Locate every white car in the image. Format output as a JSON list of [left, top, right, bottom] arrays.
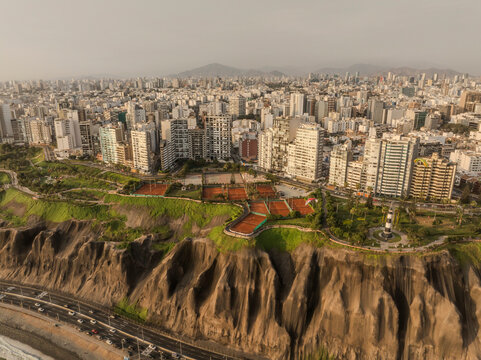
[[148, 344, 157, 350], [90, 319, 97, 324], [88, 310, 94, 314], [105, 340, 113, 345], [109, 328, 116, 333], [77, 319, 84, 324], [172, 353, 180, 359], [37, 307, 45, 312], [34, 303, 41, 307], [68, 311, 76, 316]]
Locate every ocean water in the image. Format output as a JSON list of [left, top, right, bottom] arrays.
[[0, 335, 55, 360]]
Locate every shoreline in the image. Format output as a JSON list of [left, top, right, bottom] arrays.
[[0, 304, 126, 360], [0, 325, 69, 360]]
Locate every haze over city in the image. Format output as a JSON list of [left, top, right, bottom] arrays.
[[1, 0, 481, 80], [3, 1, 481, 360]]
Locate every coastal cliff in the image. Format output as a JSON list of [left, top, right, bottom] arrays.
[[0, 220, 480, 360]]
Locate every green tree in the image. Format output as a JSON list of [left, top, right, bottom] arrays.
[[460, 185, 471, 205]]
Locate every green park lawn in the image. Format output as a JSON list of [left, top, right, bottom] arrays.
[[0, 172, 10, 185]]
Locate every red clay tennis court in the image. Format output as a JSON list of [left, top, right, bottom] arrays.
[[202, 186, 225, 200], [135, 183, 168, 196], [228, 187, 248, 201], [287, 198, 315, 215], [249, 201, 269, 215], [230, 213, 266, 235], [267, 200, 290, 217], [256, 184, 277, 198]]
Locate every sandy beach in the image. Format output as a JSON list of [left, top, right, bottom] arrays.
[[0, 304, 127, 360]]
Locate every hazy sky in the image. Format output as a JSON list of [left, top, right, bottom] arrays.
[[1, 0, 480, 80]]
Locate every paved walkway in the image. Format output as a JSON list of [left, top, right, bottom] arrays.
[[0, 166, 473, 255]]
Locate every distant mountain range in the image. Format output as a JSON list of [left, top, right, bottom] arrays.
[[174, 63, 285, 78], [173, 62, 464, 78]]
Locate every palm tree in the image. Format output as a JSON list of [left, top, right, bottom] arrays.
[[456, 205, 465, 227]]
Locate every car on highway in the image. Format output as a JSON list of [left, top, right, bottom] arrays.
[[63, 304, 69, 308], [34, 303, 41, 307], [68, 311, 75, 316], [85, 331, 92, 336], [77, 319, 84, 324], [172, 353, 180, 359], [37, 307, 44, 312], [90, 319, 97, 324], [109, 328, 116, 333], [148, 344, 157, 350], [88, 310, 94, 314], [91, 329, 99, 334], [109, 315, 116, 319], [105, 339, 113, 345], [75, 326, 82, 332]]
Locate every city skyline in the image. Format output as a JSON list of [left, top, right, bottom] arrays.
[[1, 0, 481, 81]]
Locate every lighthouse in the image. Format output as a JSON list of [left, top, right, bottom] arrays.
[[382, 207, 394, 239]]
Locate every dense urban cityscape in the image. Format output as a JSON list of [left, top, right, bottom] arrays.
[[2, 0, 481, 359], [0, 70, 480, 201]]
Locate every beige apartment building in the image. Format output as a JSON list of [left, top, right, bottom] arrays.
[[409, 153, 456, 200]]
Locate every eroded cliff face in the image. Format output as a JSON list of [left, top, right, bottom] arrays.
[[0, 220, 480, 360]]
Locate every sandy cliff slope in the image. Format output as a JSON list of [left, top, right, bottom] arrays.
[[0, 220, 480, 360]]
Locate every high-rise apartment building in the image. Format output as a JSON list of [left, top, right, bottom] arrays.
[[126, 102, 146, 129], [286, 123, 324, 182], [188, 128, 206, 160], [54, 113, 81, 152], [99, 124, 124, 164], [368, 98, 385, 124], [328, 142, 352, 186], [28, 119, 52, 145], [449, 150, 481, 175], [258, 117, 301, 173], [160, 118, 192, 170], [229, 95, 246, 117], [410, 153, 456, 200], [375, 135, 419, 197], [289, 93, 305, 117], [459, 91, 481, 112], [116, 142, 134, 169], [131, 130, 153, 174], [79, 121, 95, 155], [204, 114, 232, 160], [0, 103, 13, 139], [413, 111, 427, 130], [315, 100, 328, 122]]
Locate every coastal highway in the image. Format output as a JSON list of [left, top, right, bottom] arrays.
[[0, 281, 241, 360]]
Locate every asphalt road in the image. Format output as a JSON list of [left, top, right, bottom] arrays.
[[0, 281, 240, 360]]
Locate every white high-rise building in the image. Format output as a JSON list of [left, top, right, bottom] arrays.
[[328, 141, 352, 186], [126, 102, 146, 129], [258, 117, 301, 174], [286, 123, 324, 182], [131, 130, 153, 174], [204, 114, 233, 160], [289, 93, 305, 117], [449, 150, 481, 175], [374, 135, 419, 197], [54, 112, 81, 152], [99, 124, 124, 164], [363, 136, 383, 192]]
